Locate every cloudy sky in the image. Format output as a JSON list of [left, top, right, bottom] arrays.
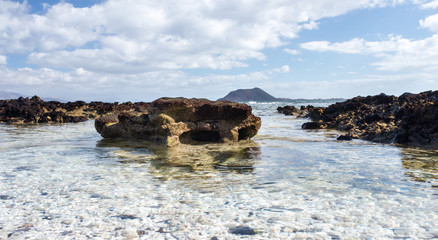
[[0, 0, 437, 101]]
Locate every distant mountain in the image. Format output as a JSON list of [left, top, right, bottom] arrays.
[[218, 87, 345, 103], [0, 91, 66, 102], [218, 87, 278, 102], [0, 91, 26, 100], [42, 97, 67, 102]]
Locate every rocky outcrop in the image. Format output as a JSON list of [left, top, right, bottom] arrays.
[[0, 96, 148, 123], [278, 91, 438, 146], [95, 97, 261, 147]]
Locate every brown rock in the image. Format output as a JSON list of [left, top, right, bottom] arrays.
[[277, 105, 299, 116], [95, 98, 261, 147]]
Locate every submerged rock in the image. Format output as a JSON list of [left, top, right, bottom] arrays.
[[95, 97, 261, 147], [228, 226, 257, 235], [112, 214, 140, 220], [278, 91, 438, 146]]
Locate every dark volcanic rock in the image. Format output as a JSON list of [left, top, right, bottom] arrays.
[[302, 121, 324, 130], [337, 135, 354, 141], [0, 96, 148, 124], [277, 105, 299, 116], [95, 97, 262, 147], [279, 91, 438, 146], [218, 87, 278, 102]]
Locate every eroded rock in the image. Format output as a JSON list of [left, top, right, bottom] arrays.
[[95, 98, 261, 147]]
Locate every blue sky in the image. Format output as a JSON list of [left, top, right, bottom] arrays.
[[0, 0, 437, 101]]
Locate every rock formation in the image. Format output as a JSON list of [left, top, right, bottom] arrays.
[[277, 105, 299, 116], [95, 97, 262, 147], [0, 96, 148, 123], [278, 91, 438, 146]]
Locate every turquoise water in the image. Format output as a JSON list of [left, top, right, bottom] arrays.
[[0, 102, 437, 239]]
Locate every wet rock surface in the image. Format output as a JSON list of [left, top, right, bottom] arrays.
[[278, 91, 438, 146], [0, 96, 148, 123], [95, 97, 261, 147]]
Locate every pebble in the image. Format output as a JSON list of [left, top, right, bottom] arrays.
[[0, 195, 13, 200], [112, 214, 140, 220], [228, 226, 256, 235]]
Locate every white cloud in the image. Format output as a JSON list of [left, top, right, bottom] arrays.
[[300, 36, 409, 54], [0, 0, 409, 73], [1, 0, 431, 100], [300, 13, 438, 73], [0, 55, 6, 64], [283, 48, 301, 55], [273, 65, 291, 73], [371, 35, 438, 71], [420, 13, 438, 32], [0, 1, 101, 53], [421, 0, 438, 8], [0, 64, 291, 101]]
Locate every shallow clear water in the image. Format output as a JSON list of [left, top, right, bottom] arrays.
[[1, 102, 437, 239]]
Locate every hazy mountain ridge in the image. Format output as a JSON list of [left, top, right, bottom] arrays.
[[0, 91, 25, 100], [0, 91, 65, 102], [218, 87, 277, 102], [218, 87, 345, 102]]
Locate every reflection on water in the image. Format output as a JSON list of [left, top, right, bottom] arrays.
[[96, 138, 261, 180], [400, 146, 438, 185]]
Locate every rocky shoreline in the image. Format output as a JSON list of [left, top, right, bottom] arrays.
[[0, 96, 149, 124], [278, 91, 438, 146], [0, 96, 261, 147], [4, 91, 437, 147]]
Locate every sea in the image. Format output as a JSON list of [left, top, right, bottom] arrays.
[[0, 101, 437, 239]]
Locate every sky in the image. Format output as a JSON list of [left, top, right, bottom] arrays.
[[0, 0, 437, 102]]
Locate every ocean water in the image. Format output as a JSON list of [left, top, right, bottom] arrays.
[[1, 101, 437, 239]]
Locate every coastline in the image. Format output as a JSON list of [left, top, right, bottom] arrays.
[[0, 96, 149, 124]]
